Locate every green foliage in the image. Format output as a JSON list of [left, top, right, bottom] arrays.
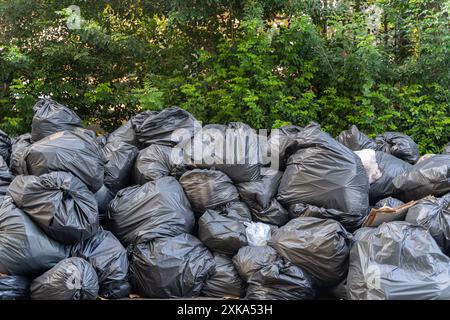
[[0, 0, 448, 153]]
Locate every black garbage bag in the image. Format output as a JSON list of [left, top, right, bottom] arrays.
[[7, 172, 99, 244], [108, 176, 195, 246], [31, 98, 83, 142], [368, 151, 412, 204], [269, 217, 351, 286], [0, 275, 30, 300], [136, 107, 200, 148], [392, 154, 450, 202], [133, 144, 186, 185], [95, 134, 109, 148], [24, 129, 105, 192], [232, 245, 280, 282], [184, 123, 264, 183], [94, 185, 115, 226], [202, 253, 245, 298], [0, 196, 68, 277], [30, 257, 98, 300], [70, 229, 131, 299], [103, 141, 139, 193], [236, 171, 289, 226], [374, 197, 404, 209], [246, 259, 316, 300], [10, 133, 33, 175], [375, 132, 420, 164], [405, 194, 450, 254], [129, 233, 215, 298], [179, 169, 239, 215], [443, 143, 450, 155], [268, 125, 303, 171], [347, 221, 450, 300], [0, 129, 12, 165], [198, 207, 249, 256], [277, 124, 369, 215], [107, 111, 157, 147], [289, 203, 367, 232], [0, 156, 13, 195], [336, 125, 377, 151]]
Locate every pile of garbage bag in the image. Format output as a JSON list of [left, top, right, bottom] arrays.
[[0, 99, 449, 300]]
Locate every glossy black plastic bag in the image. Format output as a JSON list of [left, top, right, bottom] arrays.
[[25, 129, 105, 192], [0, 129, 12, 165], [129, 233, 215, 298], [31, 98, 83, 142], [374, 197, 404, 208], [0, 196, 68, 277], [70, 229, 131, 299], [30, 257, 98, 300], [269, 217, 351, 286], [103, 141, 138, 193], [0, 156, 13, 195], [246, 259, 316, 300], [0, 275, 30, 300], [107, 111, 158, 146], [9, 133, 32, 175], [202, 254, 245, 298], [232, 245, 280, 282], [108, 176, 195, 246], [8, 172, 99, 244], [336, 125, 377, 151], [347, 221, 450, 300], [277, 124, 369, 215], [375, 132, 420, 164]]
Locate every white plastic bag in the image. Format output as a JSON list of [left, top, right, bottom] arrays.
[[355, 149, 382, 184], [244, 222, 272, 246]]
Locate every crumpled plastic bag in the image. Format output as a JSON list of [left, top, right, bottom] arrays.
[[269, 216, 352, 286], [30, 257, 98, 300], [0, 275, 30, 300], [405, 193, 450, 254], [7, 171, 99, 244], [107, 111, 158, 146], [0, 156, 13, 195], [0, 196, 68, 277], [355, 149, 382, 184], [70, 229, 131, 299], [374, 197, 404, 209], [129, 233, 215, 298], [0, 129, 12, 165], [232, 246, 280, 282], [375, 132, 420, 164], [347, 221, 450, 300], [337, 125, 377, 151], [245, 222, 272, 247], [246, 259, 316, 300], [108, 176, 195, 246], [31, 98, 83, 142], [9, 133, 33, 176], [268, 125, 304, 171]]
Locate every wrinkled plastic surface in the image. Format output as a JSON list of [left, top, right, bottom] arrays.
[[289, 202, 367, 232], [443, 143, 450, 155], [8, 172, 99, 244], [392, 155, 450, 201], [133, 144, 185, 185], [179, 169, 239, 214], [0, 129, 12, 165], [94, 185, 115, 225], [0, 156, 13, 195], [355, 149, 382, 184], [0, 196, 68, 277], [70, 229, 131, 299], [31, 99, 83, 142], [10, 133, 32, 175], [103, 141, 138, 193], [245, 222, 272, 246], [347, 221, 450, 300], [107, 111, 158, 146], [30, 257, 98, 300], [375, 132, 420, 164], [202, 254, 245, 298], [277, 124, 369, 215], [108, 176, 195, 246], [374, 197, 404, 209], [25, 129, 105, 192], [232, 246, 279, 282], [405, 194, 450, 254], [136, 107, 200, 148], [269, 217, 351, 286], [0, 275, 30, 300], [185, 123, 264, 183], [369, 151, 411, 204], [130, 233, 215, 298], [336, 125, 377, 151], [198, 208, 248, 256], [246, 260, 316, 300], [268, 125, 304, 171]]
